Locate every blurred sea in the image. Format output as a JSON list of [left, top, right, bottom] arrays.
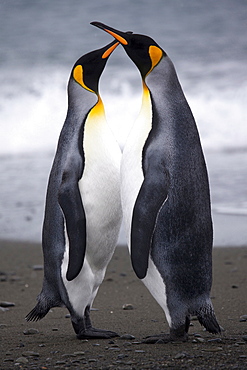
[[0, 0, 246, 245]]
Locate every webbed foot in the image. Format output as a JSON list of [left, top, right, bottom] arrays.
[[142, 333, 188, 344], [77, 327, 119, 339]]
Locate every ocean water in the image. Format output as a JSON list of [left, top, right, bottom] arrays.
[[0, 0, 246, 245]]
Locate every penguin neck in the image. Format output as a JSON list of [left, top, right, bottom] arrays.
[[145, 56, 183, 97]]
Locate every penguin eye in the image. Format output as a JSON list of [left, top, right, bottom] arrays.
[[148, 45, 163, 73], [73, 65, 94, 93]]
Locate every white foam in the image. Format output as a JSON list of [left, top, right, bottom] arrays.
[[0, 67, 246, 155]]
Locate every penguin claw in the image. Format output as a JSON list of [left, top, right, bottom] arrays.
[[77, 328, 119, 339]]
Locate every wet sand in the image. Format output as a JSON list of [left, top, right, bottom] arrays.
[[0, 241, 247, 369]]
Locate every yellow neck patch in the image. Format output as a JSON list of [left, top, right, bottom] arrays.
[[73, 64, 94, 93], [148, 45, 163, 75]]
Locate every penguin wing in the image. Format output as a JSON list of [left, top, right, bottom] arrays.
[[58, 166, 86, 281], [131, 168, 169, 279]]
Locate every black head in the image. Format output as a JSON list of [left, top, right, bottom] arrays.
[[91, 22, 165, 78], [72, 40, 119, 94]]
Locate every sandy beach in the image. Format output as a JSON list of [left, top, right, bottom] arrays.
[[0, 241, 247, 369]]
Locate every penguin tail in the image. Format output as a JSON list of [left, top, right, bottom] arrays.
[[25, 295, 51, 322], [196, 302, 221, 334]]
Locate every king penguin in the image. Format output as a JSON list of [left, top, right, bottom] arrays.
[[26, 40, 123, 339], [91, 22, 221, 342]]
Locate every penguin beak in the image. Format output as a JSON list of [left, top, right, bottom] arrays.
[[91, 21, 129, 45], [101, 41, 119, 59]]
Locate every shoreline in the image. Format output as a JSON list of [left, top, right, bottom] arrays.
[[0, 240, 247, 369]]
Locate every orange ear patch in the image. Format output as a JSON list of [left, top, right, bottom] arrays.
[[73, 65, 94, 93], [148, 45, 163, 74]]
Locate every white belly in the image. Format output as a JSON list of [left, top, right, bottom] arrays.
[[120, 85, 171, 326], [62, 107, 122, 316]]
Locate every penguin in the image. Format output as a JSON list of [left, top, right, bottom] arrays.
[[26, 40, 123, 339], [91, 22, 221, 342]]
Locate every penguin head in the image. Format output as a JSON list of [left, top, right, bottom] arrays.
[[71, 40, 119, 95], [91, 22, 165, 79]]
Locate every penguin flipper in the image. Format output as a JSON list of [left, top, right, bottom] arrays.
[[131, 170, 169, 279], [58, 171, 86, 281]]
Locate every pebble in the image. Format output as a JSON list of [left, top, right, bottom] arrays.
[[32, 265, 44, 270], [15, 357, 29, 364], [0, 301, 15, 307], [135, 350, 146, 353], [74, 351, 85, 356], [195, 337, 205, 343], [174, 352, 187, 359], [108, 347, 120, 351], [22, 351, 39, 357], [23, 328, 39, 335], [0, 307, 9, 312], [0, 324, 7, 328], [0, 272, 7, 282], [239, 315, 247, 322], [120, 334, 135, 340], [202, 347, 223, 352], [207, 338, 222, 343], [122, 303, 134, 310], [242, 335, 247, 342], [61, 353, 76, 358]]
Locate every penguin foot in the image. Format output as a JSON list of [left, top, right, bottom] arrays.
[[143, 332, 188, 344], [77, 327, 119, 340]]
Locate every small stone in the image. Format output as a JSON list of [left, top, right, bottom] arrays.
[[88, 359, 97, 362], [65, 314, 70, 318], [32, 265, 44, 270], [120, 334, 135, 340], [0, 307, 9, 312], [15, 357, 29, 364], [61, 353, 76, 358], [239, 315, 247, 322], [135, 350, 145, 353], [242, 335, 247, 342], [22, 351, 40, 357], [231, 285, 238, 289], [74, 351, 85, 356], [23, 328, 39, 335], [174, 352, 187, 359], [122, 303, 134, 310], [239, 355, 247, 358], [118, 354, 128, 359], [108, 347, 120, 351], [195, 337, 205, 343], [202, 347, 223, 352], [52, 327, 58, 331], [56, 360, 66, 364], [0, 272, 7, 282], [207, 338, 222, 343], [0, 324, 7, 328], [0, 301, 15, 307]]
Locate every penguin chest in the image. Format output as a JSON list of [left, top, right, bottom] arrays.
[[121, 87, 152, 242], [78, 110, 122, 267]]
